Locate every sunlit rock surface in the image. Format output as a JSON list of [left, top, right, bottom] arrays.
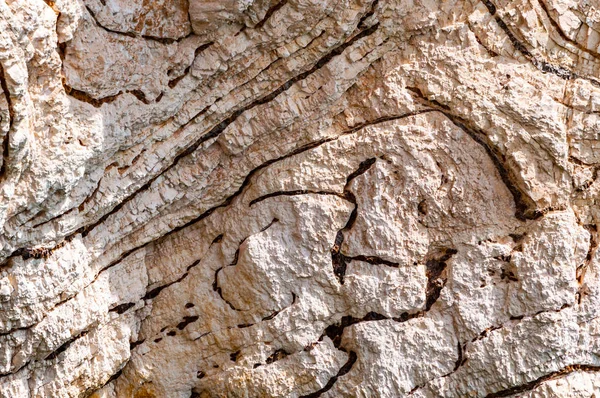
[[0, 0, 599, 396]]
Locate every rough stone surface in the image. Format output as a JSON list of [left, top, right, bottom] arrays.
[[0, 0, 599, 397]]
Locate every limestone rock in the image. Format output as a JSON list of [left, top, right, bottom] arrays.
[[0, 0, 599, 397]]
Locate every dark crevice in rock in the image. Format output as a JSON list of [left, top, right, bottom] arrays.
[[265, 348, 289, 364], [392, 311, 422, 322], [323, 312, 387, 348], [86, 368, 124, 396], [0, 360, 31, 378], [109, 302, 135, 314], [65, 85, 158, 107], [63, 83, 121, 108], [128, 90, 151, 104], [346, 109, 436, 134], [249, 190, 342, 206], [331, 158, 377, 284], [500, 265, 519, 282], [471, 325, 503, 343], [484, 364, 600, 397], [0, 64, 12, 180], [238, 292, 296, 328], [255, 0, 288, 29], [453, 342, 467, 371], [425, 248, 457, 310], [212, 267, 241, 311], [143, 271, 189, 301], [357, 0, 379, 29], [260, 218, 279, 232], [229, 248, 240, 267], [168, 42, 214, 89], [344, 254, 399, 267], [45, 330, 89, 361], [130, 339, 144, 350], [405, 87, 451, 111], [570, 155, 600, 167], [187, 259, 202, 271], [299, 351, 358, 398], [176, 316, 200, 330], [230, 350, 241, 362], [0, 325, 29, 337]]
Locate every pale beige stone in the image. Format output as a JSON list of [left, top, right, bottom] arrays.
[[0, 0, 599, 397]]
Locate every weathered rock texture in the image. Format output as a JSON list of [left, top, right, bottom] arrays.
[[0, 0, 599, 396]]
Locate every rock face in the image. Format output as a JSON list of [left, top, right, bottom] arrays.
[[0, 0, 599, 396]]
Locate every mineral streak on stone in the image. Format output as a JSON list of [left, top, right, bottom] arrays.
[[0, 0, 599, 396]]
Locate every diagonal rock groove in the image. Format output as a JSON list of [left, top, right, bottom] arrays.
[[137, 258, 202, 306], [534, 0, 600, 61], [167, 42, 214, 89], [481, 0, 600, 86], [299, 351, 358, 398], [86, 368, 125, 397], [109, 302, 135, 315], [74, 21, 380, 238], [24, 2, 379, 258], [236, 292, 297, 329], [255, 0, 289, 29], [484, 365, 600, 397]]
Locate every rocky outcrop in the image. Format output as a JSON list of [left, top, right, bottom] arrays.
[[0, 0, 599, 396]]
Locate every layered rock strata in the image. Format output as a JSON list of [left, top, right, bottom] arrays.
[[0, 0, 599, 396]]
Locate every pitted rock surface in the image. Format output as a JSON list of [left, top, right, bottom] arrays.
[[0, 0, 600, 397]]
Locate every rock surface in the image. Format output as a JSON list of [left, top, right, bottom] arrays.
[[0, 0, 599, 396]]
